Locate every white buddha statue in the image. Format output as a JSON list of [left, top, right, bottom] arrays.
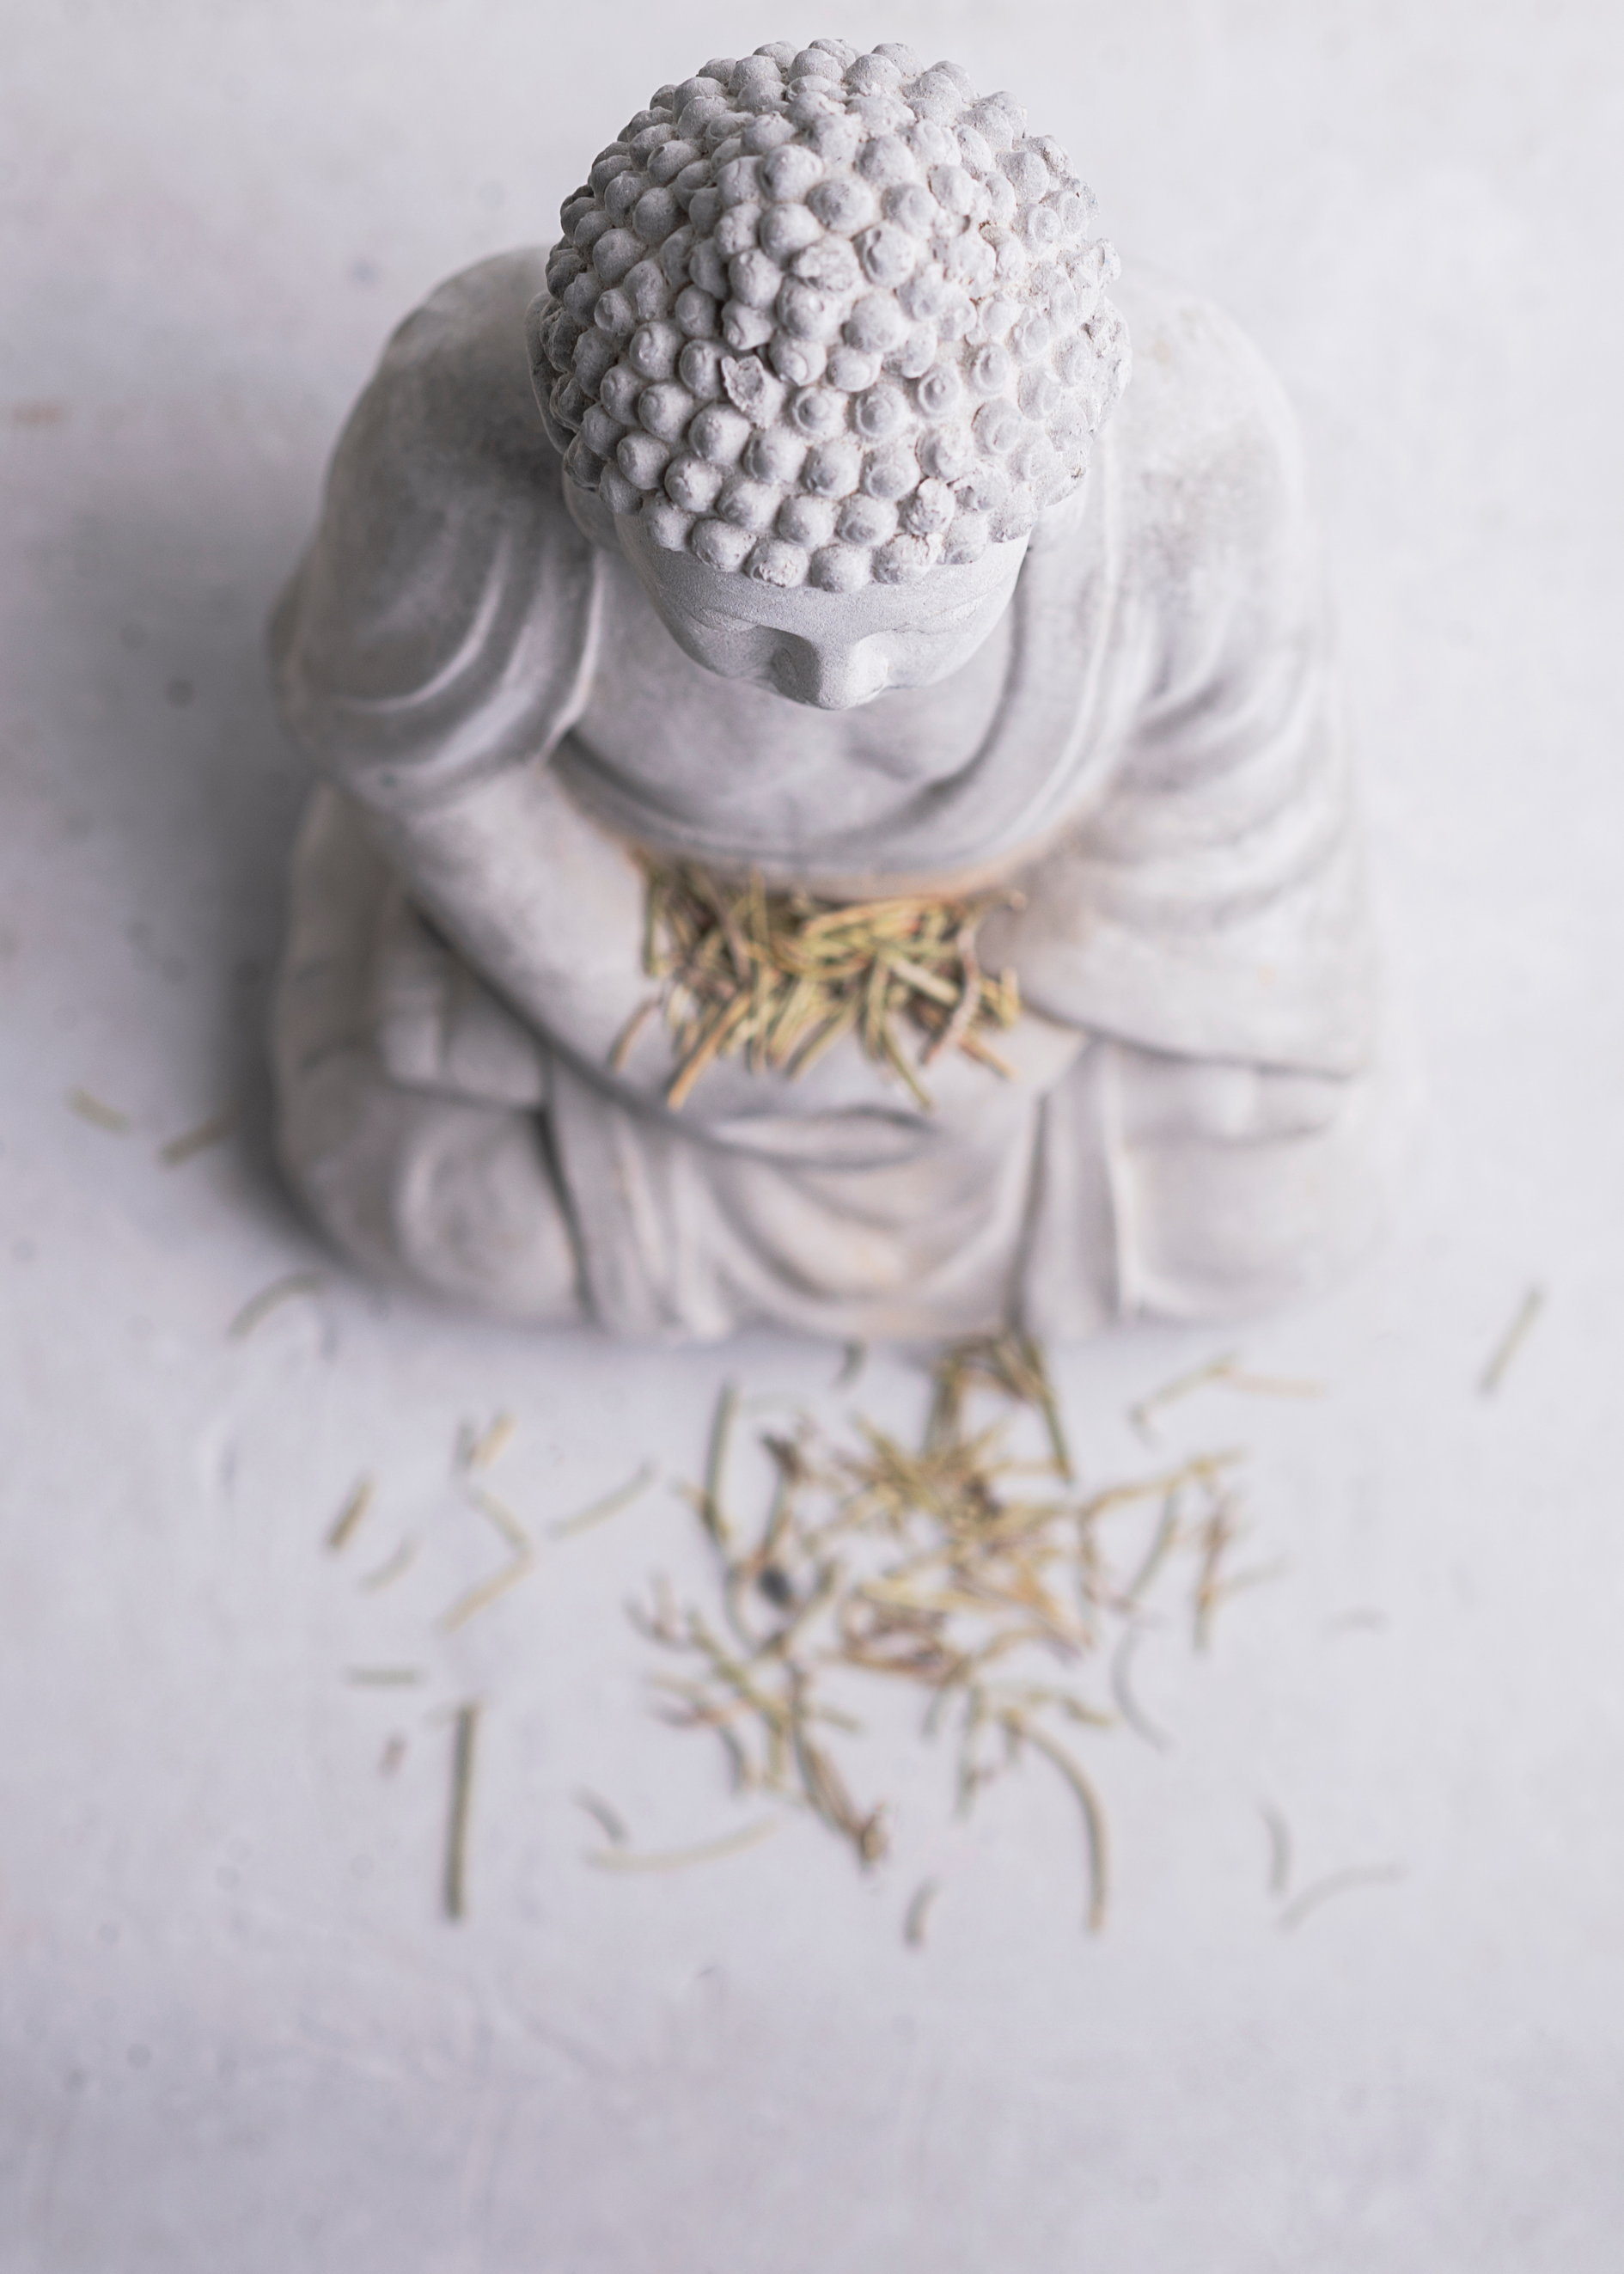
[[270, 38, 1401, 1341]]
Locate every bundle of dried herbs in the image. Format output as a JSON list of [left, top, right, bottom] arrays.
[[634, 1332, 1268, 1931], [613, 858, 1023, 1110]]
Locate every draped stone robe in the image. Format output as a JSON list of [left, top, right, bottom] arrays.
[[269, 248, 1401, 1341]]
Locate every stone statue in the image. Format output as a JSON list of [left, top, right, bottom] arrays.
[[269, 39, 1401, 1342]]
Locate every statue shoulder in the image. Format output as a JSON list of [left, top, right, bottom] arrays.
[[337, 248, 561, 487], [272, 252, 598, 808], [1106, 262, 1316, 578]]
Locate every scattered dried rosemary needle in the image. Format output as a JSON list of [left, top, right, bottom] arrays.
[[325, 1476, 376, 1555], [1261, 1804, 1293, 1898], [834, 1341, 867, 1390], [438, 1550, 537, 1635], [227, 1269, 324, 1342], [470, 1487, 531, 1556], [461, 1412, 516, 1471], [574, 1789, 631, 1847], [438, 1486, 538, 1632], [1130, 1349, 1322, 1444], [903, 1878, 942, 1948], [617, 859, 1023, 1111], [1109, 1624, 1169, 1751], [585, 1819, 781, 1874], [1478, 1284, 1545, 1397], [443, 1702, 481, 1921], [1277, 1862, 1405, 1934], [158, 1107, 235, 1167], [633, 1338, 1266, 1932], [68, 1086, 130, 1134], [358, 1535, 421, 1593], [549, 1463, 656, 1539]]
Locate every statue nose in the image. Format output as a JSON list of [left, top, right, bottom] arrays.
[[780, 640, 888, 711]]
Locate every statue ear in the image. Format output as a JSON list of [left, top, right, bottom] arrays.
[[523, 290, 576, 456], [1029, 458, 1094, 553], [561, 470, 620, 552]]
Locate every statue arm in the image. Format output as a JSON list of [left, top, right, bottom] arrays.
[[988, 282, 1379, 1093], [357, 756, 652, 1068], [1004, 286, 1406, 1329], [271, 254, 656, 1061]]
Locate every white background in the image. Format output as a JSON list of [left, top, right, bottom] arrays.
[[3, 3, 1621, 2267]]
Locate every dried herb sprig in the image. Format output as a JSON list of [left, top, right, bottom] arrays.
[[443, 1702, 481, 1921], [616, 859, 1023, 1112], [927, 1329, 1072, 1479], [1129, 1350, 1322, 1444], [635, 1340, 1261, 1930], [158, 1106, 236, 1167], [227, 1269, 324, 1342], [1478, 1284, 1545, 1397]]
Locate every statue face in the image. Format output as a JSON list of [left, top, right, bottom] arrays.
[[614, 514, 1032, 712]]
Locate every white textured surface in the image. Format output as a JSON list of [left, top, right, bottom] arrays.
[[3, 4, 1621, 2268]]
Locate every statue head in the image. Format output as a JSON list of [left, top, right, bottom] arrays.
[[527, 38, 1130, 702]]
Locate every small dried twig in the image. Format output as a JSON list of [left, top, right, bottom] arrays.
[[433, 1482, 541, 1630], [1220, 1366, 1325, 1401], [1131, 1351, 1322, 1443], [158, 1107, 235, 1167], [359, 1536, 421, 1593], [574, 1790, 630, 1846], [1200, 1556, 1289, 1636], [919, 923, 982, 1067], [550, 1463, 656, 1539], [1120, 1483, 1184, 1607], [1278, 1863, 1405, 1933], [700, 1382, 739, 1550], [928, 1330, 1071, 1479], [792, 1710, 888, 1865], [585, 1818, 782, 1874], [903, 1878, 942, 1947], [464, 1413, 517, 1471], [325, 1476, 376, 1555], [1109, 1624, 1169, 1751], [1261, 1804, 1293, 1898], [1130, 1353, 1237, 1441], [1078, 1452, 1244, 1528], [1192, 1495, 1242, 1652], [68, 1087, 130, 1134], [833, 1341, 867, 1389], [443, 1703, 481, 1920], [228, 1270, 324, 1342], [1017, 1720, 1111, 1933], [439, 1550, 538, 1635], [470, 1488, 532, 1557], [1478, 1285, 1544, 1397], [607, 994, 658, 1072]]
